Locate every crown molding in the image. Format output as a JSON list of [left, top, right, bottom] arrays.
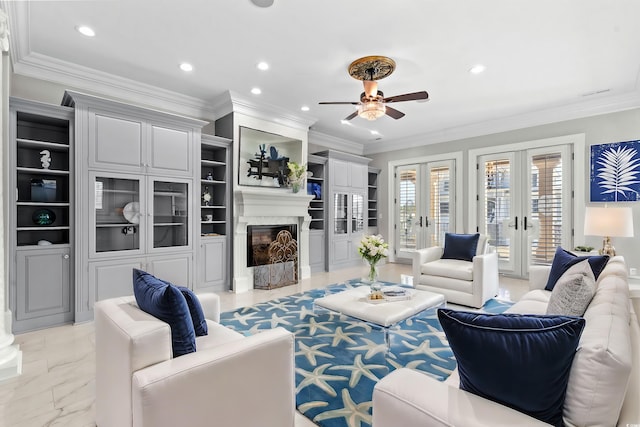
[[364, 89, 640, 155], [308, 130, 364, 155], [211, 90, 317, 131]]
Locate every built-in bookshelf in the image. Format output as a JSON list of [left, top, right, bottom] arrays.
[[307, 155, 326, 231], [368, 167, 380, 231], [200, 136, 230, 237]]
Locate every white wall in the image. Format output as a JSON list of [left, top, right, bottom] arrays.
[[368, 107, 640, 274]]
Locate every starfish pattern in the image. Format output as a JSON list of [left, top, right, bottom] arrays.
[[416, 323, 449, 346], [296, 363, 348, 397], [330, 354, 387, 387], [343, 319, 373, 333], [295, 305, 317, 320], [256, 312, 294, 328], [296, 342, 334, 366], [388, 327, 421, 341], [386, 358, 426, 372], [227, 311, 261, 326], [347, 338, 387, 359], [313, 388, 372, 427], [295, 317, 333, 336], [400, 339, 450, 363], [265, 300, 298, 312], [317, 326, 359, 346]]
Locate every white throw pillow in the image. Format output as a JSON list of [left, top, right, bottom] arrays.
[[546, 260, 596, 317]]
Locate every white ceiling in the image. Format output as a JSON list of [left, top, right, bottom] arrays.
[[3, 0, 640, 154]]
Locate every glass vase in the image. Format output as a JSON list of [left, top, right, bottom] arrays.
[[291, 181, 301, 193]]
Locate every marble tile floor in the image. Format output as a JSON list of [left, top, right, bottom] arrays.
[[1, 263, 528, 427]]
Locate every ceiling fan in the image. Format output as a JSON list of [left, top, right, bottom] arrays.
[[319, 55, 429, 121]]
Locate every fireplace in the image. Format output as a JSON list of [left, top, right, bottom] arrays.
[[247, 224, 298, 289]]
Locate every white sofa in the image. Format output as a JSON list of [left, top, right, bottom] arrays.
[[412, 235, 499, 308], [374, 256, 640, 427], [95, 293, 295, 427]]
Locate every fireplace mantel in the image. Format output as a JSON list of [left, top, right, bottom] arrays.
[[235, 188, 313, 218], [233, 188, 314, 292]]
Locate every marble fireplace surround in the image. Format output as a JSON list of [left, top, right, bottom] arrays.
[[233, 187, 313, 293]]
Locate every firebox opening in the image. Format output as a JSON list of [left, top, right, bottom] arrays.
[[247, 224, 298, 267]]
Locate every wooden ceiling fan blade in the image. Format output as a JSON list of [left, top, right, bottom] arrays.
[[384, 91, 429, 103], [385, 106, 405, 119], [318, 101, 360, 105], [344, 111, 359, 121]]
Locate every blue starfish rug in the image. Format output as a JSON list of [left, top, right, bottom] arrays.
[[219, 280, 512, 427]]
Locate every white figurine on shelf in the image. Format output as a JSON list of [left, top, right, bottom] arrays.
[[40, 150, 51, 169]]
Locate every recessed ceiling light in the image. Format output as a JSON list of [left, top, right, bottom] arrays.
[[370, 130, 380, 135], [76, 25, 95, 37], [251, 87, 262, 95], [340, 120, 351, 125], [301, 106, 310, 112], [469, 64, 486, 74], [250, 0, 274, 7], [257, 62, 269, 71], [179, 63, 193, 72]]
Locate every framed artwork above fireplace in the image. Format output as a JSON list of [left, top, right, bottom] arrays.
[[238, 126, 303, 188]]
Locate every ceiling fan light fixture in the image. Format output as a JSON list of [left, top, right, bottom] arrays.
[[358, 101, 386, 120]]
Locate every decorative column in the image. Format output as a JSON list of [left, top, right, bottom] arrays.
[[0, 7, 23, 381]]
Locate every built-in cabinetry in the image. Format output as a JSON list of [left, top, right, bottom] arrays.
[[198, 135, 232, 291], [307, 154, 327, 273], [368, 167, 380, 233], [63, 91, 206, 322], [315, 150, 370, 271], [8, 99, 75, 332]]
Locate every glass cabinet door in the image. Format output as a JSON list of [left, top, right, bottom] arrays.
[[333, 193, 348, 234], [94, 176, 141, 253], [153, 180, 189, 249], [352, 193, 365, 233]]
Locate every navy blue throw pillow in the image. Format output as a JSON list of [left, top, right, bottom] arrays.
[[441, 233, 480, 262], [545, 247, 609, 291], [132, 269, 196, 357], [177, 286, 208, 337], [438, 309, 585, 427]]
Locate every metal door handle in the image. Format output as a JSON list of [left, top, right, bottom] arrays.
[[418, 216, 423, 227], [63, 254, 69, 259], [524, 216, 527, 231]]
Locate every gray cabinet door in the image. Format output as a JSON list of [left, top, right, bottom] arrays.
[[90, 113, 144, 172], [147, 254, 192, 288], [148, 125, 192, 175], [331, 159, 350, 188], [197, 237, 227, 292], [309, 230, 325, 273], [15, 247, 72, 331], [350, 162, 367, 190], [89, 258, 145, 303]]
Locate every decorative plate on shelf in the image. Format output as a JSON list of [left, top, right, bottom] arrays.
[[123, 202, 140, 224], [32, 209, 56, 226]]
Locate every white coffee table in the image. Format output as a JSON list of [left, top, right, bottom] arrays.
[[314, 285, 445, 327]]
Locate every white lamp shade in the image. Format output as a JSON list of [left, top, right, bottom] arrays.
[[584, 206, 634, 237]]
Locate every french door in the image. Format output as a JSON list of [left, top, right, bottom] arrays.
[[477, 145, 572, 276], [395, 160, 455, 261]]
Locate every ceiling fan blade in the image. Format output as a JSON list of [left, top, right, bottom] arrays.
[[383, 91, 429, 103], [385, 106, 405, 120], [363, 80, 378, 98], [344, 110, 359, 121], [319, 101, 359, 105]]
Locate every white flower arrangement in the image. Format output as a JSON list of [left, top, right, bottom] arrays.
[[357, 234, 389, 265]]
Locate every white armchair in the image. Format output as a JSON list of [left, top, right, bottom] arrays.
[[95, 293, 295, 427], [412, 234, 499, 308]]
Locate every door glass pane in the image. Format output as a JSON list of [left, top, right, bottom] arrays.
[[484, 159, 511, 262], [399, 169, 417, 250], [428, 166, 450, 247], [334, 193, 348, 234], [530, 153, 563, 265], [153, 181, 188, 248], [95, 177, 140, 252], [352, 194, 364, 233]]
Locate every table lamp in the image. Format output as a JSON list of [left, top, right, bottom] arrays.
[[584, 206, 634, 256]]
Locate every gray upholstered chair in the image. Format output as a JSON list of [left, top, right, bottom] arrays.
[[412, 234, 499, 308]]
